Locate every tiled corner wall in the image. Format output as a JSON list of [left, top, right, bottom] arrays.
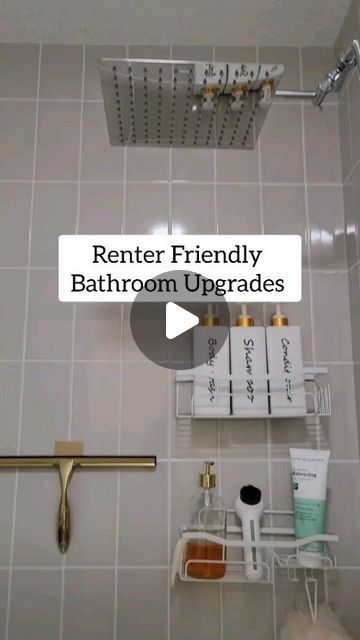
[[337, 0, 360, 441], [332, 3, 360, 633], [0, 39, 359, 639]]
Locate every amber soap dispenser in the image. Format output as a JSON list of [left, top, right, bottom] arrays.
[[186, 461, 226, 579]]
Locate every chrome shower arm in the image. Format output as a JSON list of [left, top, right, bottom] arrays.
[[275, 89, 315, 100], [313, 39, 360, 106], [276, 40, 360, 108]]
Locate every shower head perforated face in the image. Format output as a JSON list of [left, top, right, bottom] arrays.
[[98, 58, 284, 150]]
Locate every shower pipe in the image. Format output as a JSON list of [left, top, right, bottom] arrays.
[[275, 39, 360, 107], [0, 455, 157, 553]]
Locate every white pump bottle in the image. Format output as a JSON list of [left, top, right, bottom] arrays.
[[266, 305, 306, 416], [230, 304, 268, 416]]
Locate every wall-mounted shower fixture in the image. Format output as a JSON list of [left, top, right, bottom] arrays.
[[98, 58, 284, 149], [314, 39, 360, 107], [277, 39, 360, 108], [98, 40, 360, 150], [0, 446, 156, 553]]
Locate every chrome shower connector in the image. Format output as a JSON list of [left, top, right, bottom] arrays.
[[313, 39, 360, 108], [275, 40, 360, 108]]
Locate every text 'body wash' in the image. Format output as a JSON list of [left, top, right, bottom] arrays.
[[192, 313, 230, 416]]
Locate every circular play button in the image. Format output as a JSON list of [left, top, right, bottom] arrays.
[[130, 270, 230, 370]]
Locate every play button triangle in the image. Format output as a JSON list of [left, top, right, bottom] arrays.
[[165, 302, 199, 340]]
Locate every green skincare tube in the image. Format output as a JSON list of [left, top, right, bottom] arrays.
[[290, 448, 330, 568]]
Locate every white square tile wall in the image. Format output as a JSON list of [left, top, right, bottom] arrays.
[[0, 28, 360, 638]]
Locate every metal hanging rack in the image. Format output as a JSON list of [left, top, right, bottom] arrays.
[[171, 509, 338, 622], [176, 367, 331, 419]]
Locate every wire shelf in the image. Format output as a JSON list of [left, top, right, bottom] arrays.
[[172, 509, 337, 586], [175, 367, 330, 419]]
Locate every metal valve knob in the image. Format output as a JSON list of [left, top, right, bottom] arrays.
[[231, 86, 248, 112], [258, 81, 273, 109], [202, 87, 219, 112]]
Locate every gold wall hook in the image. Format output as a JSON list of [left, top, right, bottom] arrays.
[[0, 453, 157, 553]]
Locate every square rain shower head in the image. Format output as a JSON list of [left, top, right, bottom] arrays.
[[98, 58, 284, 150]]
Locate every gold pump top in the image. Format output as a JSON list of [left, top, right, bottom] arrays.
[[200, 461, 216, 488], [271, 305, 289, 327], [202, 314, 219, 327], [236, 304, 254, 327]]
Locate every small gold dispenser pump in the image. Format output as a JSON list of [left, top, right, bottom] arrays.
[[236, 304, 254, 327], [271, 304, 289, 327], [201, 314, 219, 327], [0, 442, 156, 553], [200, 460, 216, 489]]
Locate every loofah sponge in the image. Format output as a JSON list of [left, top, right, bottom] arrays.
[[280, 605, 353, 640]]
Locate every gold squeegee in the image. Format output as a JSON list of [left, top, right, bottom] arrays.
[[0, 451, 156, 553]]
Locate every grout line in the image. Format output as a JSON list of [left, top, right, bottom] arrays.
[[0, 94, 335, 107], [2, 562, 360, 571], [113, 45, 129, 639], [345, 83, 354, 176], [167, 59, 173, 640], [212, 43, 224, 640], [258, 89, 276, 640], [348, 258, 360, 273], [4, 43, 43, 640], [0, 179, 347, 187], [164, 457, 360, 464], [67, 42, 85, 438], [314, 360, 359, 366], [113, 43, 129, 640], [59, 43, 85, 640], [113, 348, 122, 640], [0, 564, 170, 571], [0, 96, 326, 106], [213, 41, 221, 490], [256, 48, 277, 640], [343, 154, 360, 184], [299, 49, 323, 497], [0, 39, 328, 47], [0, 453, 354, 477], [0, 97, 104, 103], [299, 47, 317, 412], [151, 457, 360, 465], [66, 43, 85, 443], [166, 45, 175, 640], [309, 268, 351, 275], [167, 371, 172, 640], [0, 358, 357, 365]]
